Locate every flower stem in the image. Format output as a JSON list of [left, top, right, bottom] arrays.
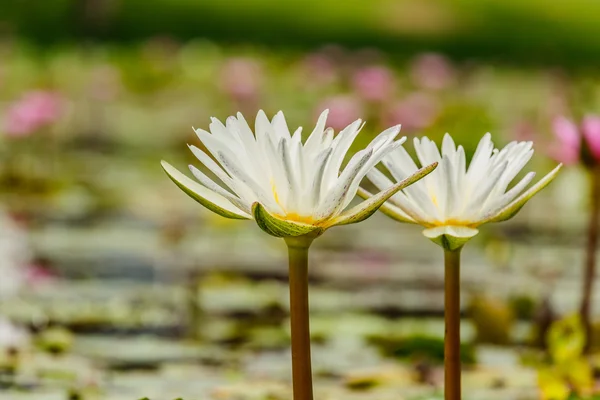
[[285, 237, 314, 400], [581, 166, 600, 352], [444, 248, 462, 400]]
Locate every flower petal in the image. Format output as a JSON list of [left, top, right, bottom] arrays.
[[314, 148, 373, 220], [422, 225, 479, 251], [481, 164, 562, 224], [251, 202, 321, 238], [357, 187, 417, 223], [329, 162, 437, 227], [161, 161, 251, 220]]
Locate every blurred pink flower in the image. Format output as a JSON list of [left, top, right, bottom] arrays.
[[382, 93, 439, 132], [4, 91, 64, 137], [316, 95, 364, 131], [410, 53, 455, 90], [301, 52, 338, 87], [582, 116, 600, 161], [220, 57, 263, 101], [512, 121, 538, 142], [351, 65, 395, 102], [551, 115, 600, 165], [25, 263, 57, 286]]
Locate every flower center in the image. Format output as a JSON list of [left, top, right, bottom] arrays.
[[430, 219, 477, 228], [283, 212, 317, 225]]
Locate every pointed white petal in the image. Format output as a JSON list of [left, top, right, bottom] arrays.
[[330, 162, 437, 227], [442, 133, 456, 157], [280, 138, 300, 211], [466, 160, 509, 212], [271, 111, 292, 139], [321, 119, 363, 192], [255, 110, 274, 154], [304, 109, 329, 153], [309, 148, 333, 209], [481, 164, 562, 224], [485, 171, 536, 215], [341, 139, 405, 209], [365, 166, 431, 223], [315, 148, 372, 220], [188, 144, 256, 206], [161, 161, 250, 219], [442, 155, 459, 217], [467, 133, 493, 179], [357, 187, 416, 223], [217, 151, 284, 214], [189, 165, 251, 213]]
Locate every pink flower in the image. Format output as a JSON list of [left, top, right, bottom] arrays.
[[301, 52, 338, 87], [316, 95, 364, 131], [551, 117, 581, 165], [582, 116, 600, 161], [351, 65, 395, 102], [550, 115, 600, 165], [410, 53, 455, 90], [4, 91, 64, 137], [382, 93, 439, 132], [512, 121, 538, 142], [220, 57, 263, 101], [25, 263, 57, 286]]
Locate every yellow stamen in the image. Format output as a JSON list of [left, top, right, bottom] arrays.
[[282, 213, 317, 225], [271, 180, 316, 225], [272, 181, 282, 208], [428, 219, 478, 228]]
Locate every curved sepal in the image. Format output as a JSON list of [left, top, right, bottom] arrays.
[[161, 161, 250, 220], [251, 202, 321, 238], [357, 188, 417, 224], [329, 162, 437, 227], [423, 225, 479, 251], [482, 164, 562, 224]]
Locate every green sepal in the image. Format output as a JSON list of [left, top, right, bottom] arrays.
[[422, 225, 479, 251], [330, 162, 437, 227], [251, 202, 321, 238]]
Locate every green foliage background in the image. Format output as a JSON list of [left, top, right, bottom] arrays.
[[3, 0, 600, 66]]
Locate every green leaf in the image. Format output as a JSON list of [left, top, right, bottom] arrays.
[[331, 162, 437, 227], [251, 202, 321, 238], [161, 161, 250, 220]]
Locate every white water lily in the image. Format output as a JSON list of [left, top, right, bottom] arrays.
[[361, 133, 562, 250], [161, 110, 437, 238]]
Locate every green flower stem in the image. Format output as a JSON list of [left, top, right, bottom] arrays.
[[581, 166, 600, 352], [444, 248, 462, 400], [285, 236, 315, 400]]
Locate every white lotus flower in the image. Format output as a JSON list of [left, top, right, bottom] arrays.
[[361, 133, 562, 250], [161, 110, 437, 238]]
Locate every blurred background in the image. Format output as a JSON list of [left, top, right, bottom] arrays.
[[0, 1, 599, 399]]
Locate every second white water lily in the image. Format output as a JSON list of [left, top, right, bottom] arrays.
[[162, 110, 436, 238], [363, 133, 562, 250]]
